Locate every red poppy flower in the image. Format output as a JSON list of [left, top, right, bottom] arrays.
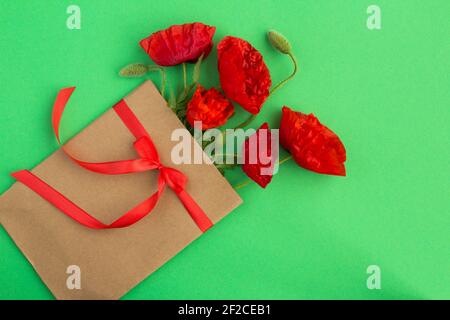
[[242, 123, 276, 188], [217, 36, 271, 115], [280, 106, 346, 176], [186, 85, 234, 130], [140, 22, 216, 66]]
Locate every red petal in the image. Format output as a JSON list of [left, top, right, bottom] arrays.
[[280, 106, 346, 176], [242, 123, 275, 188], [140, 22, 216, 66], [218, 36, 271, 114], [186, 85, 234, 130]]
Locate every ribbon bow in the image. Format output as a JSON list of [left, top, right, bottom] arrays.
[[12, 87, 213, 232]]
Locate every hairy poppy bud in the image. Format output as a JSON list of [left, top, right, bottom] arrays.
[[119, 63, 149, 77], [267, 30, 292, 54]]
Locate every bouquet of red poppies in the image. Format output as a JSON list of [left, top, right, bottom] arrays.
[[120, 22, 346, 189]]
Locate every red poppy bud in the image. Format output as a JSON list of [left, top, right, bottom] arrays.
[[186, 85, 234, 130], [242, 123, 276, 188], [280, 106, 346, 176], [140, 22, 216, 66], [217, 36, 271, 115]]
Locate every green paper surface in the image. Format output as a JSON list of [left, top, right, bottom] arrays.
[[0, 0, 449, 299]]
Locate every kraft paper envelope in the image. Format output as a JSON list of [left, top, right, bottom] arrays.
[[0, 80, 242, 299]]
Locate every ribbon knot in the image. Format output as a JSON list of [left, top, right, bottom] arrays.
[[134, 135, 187, 194], [133, 136, 161, 169], [11, 88, 213, 233], [160, 167, 187, 194]]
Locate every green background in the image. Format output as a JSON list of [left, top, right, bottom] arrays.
[[0, 0, 449, 299]]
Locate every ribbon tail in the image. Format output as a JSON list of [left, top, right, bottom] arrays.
[[176, 190, 213, 232], [109, 189, 162, 228], [52, 88, 155, 175], [12, 170, 108, 229], [109, 174, 166, 228]]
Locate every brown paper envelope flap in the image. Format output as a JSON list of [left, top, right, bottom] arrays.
[[0, 80, 242, 299]]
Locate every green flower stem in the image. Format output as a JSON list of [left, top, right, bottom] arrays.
[[176, 83, 196, 110], [182, 63, 187, 92], [278, 154, 292, 165], [212, 113, 257, 149], [215, 163, 239, 170], [235, 114, 257, 129], [233, 154, 293, 190], [213, 153, 241, 163], [269, 51, 298, 95], [234, 179, 252, 190], [203, 113, 257, 161], [158, 67, 167, 98], [142, 65, 167, 98]]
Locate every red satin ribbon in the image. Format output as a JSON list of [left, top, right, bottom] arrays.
[[12, 87, 213, 232]]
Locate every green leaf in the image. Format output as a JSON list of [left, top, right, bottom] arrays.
[[192, 53, 204, 83], [119, 63, 149, 77], [147, 65, 163, 72], [168, 89, 177, 109], [154, 66, 166, 98], [176, 83, 195, 105], [217, 167, 225, 176]]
